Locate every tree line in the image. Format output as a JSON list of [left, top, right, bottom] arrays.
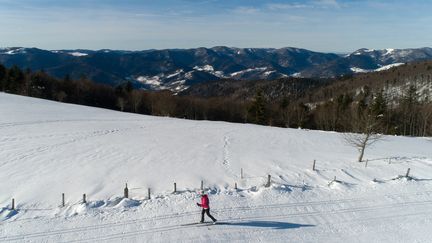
[[1, 64, 431, 136]]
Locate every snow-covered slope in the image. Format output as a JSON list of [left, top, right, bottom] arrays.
[[350, 63, 405, 73], [349, 48, 432, 64], [1, 93, 432, 242]]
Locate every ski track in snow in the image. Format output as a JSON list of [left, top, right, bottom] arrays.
[[0, 126, 142, 166], [2, 190, 432, 242], [0, 119, 137, 130]]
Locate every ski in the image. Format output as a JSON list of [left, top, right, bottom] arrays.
[[195, 222, 223, 227], [180, 222, 212, 226]]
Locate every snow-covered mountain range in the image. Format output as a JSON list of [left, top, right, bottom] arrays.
[[1, 46, 432, 91]]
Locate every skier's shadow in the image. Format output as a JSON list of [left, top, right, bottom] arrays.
[[218, 221, 314, 230]]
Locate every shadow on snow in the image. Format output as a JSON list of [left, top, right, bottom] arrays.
[[217, 220, 314, 230]]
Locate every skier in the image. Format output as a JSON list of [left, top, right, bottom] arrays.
[[196, 190, 217, 224]]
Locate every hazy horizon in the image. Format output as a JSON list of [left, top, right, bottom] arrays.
[[2, 45, 432, 55], [1, 0, 431, 53]]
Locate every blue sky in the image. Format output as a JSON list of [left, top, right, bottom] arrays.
[[0, 0, 431, 52]]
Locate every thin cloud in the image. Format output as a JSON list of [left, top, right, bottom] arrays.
[[266, 3, 309, 10], [314, 0, 340, 9], [266, 0, 341, 11], [232, 6, 260, 14]]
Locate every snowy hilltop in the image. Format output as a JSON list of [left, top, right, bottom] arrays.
[[1, 92, 432, 242]]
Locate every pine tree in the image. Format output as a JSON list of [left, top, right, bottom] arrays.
[[400, 85, 420, 135], [248, 89, 267, 125], [125, 81, 133, 93], [0, 64, 6, 91], [370, 90, 387, 117], [279, 97, 290, 127], [7, 65, 25, 94]]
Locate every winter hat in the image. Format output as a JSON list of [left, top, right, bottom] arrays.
[[199, 190, 206, 195]]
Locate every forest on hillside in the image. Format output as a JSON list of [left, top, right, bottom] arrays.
[[1, 63, 431, 136]]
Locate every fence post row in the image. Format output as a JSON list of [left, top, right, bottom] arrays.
[[18, 166, 409, 207]]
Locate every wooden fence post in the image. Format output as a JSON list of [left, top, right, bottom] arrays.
[[174, 182, 177, 193], [11, 198, 15, 210], [328, 176, 338, 186], [241, 168, 243, 179], [406, 168, 411, 177], [124, 183, 129, 198], [234, 182, 237, 190], [62, 193, 65, 207], [265, 175, 271, 187], [148, 188, 151, 199], [312, 160, 316, 171], [365, 159, 369, 168], [83, 194, 86, 204], [200, 180, 204, 190]]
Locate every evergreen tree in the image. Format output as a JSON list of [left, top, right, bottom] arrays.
[[400, 85, 420, 135], [279, 97, 291, 127], [401, 85, 419, 107], [0, 64, 6, 91], [248, 89, 267, 125], [125, 81, 133, 93], [370, 90, 387, 117], [7, 65, 25, 93]]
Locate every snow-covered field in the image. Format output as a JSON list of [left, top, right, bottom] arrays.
[[1, 92, 432, 242]]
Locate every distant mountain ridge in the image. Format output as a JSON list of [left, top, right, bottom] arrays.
[[1, 46, 432, 91]]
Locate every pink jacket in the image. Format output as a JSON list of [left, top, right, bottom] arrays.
[[200, 195, 210, 209]]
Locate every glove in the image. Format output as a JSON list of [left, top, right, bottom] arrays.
[[196, 203, 201, 207]]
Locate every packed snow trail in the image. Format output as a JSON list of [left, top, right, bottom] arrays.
[[2, 190, 432, 242]]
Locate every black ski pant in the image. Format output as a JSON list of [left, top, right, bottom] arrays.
[[201, 208, 216, 222]]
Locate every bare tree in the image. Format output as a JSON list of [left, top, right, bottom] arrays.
[[116, 97, 126, 111], [343, 113, 384, 162], [153, 91, 177, 116], [419, 103, 432, 136], [55, 91, 67, 102], [129, 90, 142, 113]]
